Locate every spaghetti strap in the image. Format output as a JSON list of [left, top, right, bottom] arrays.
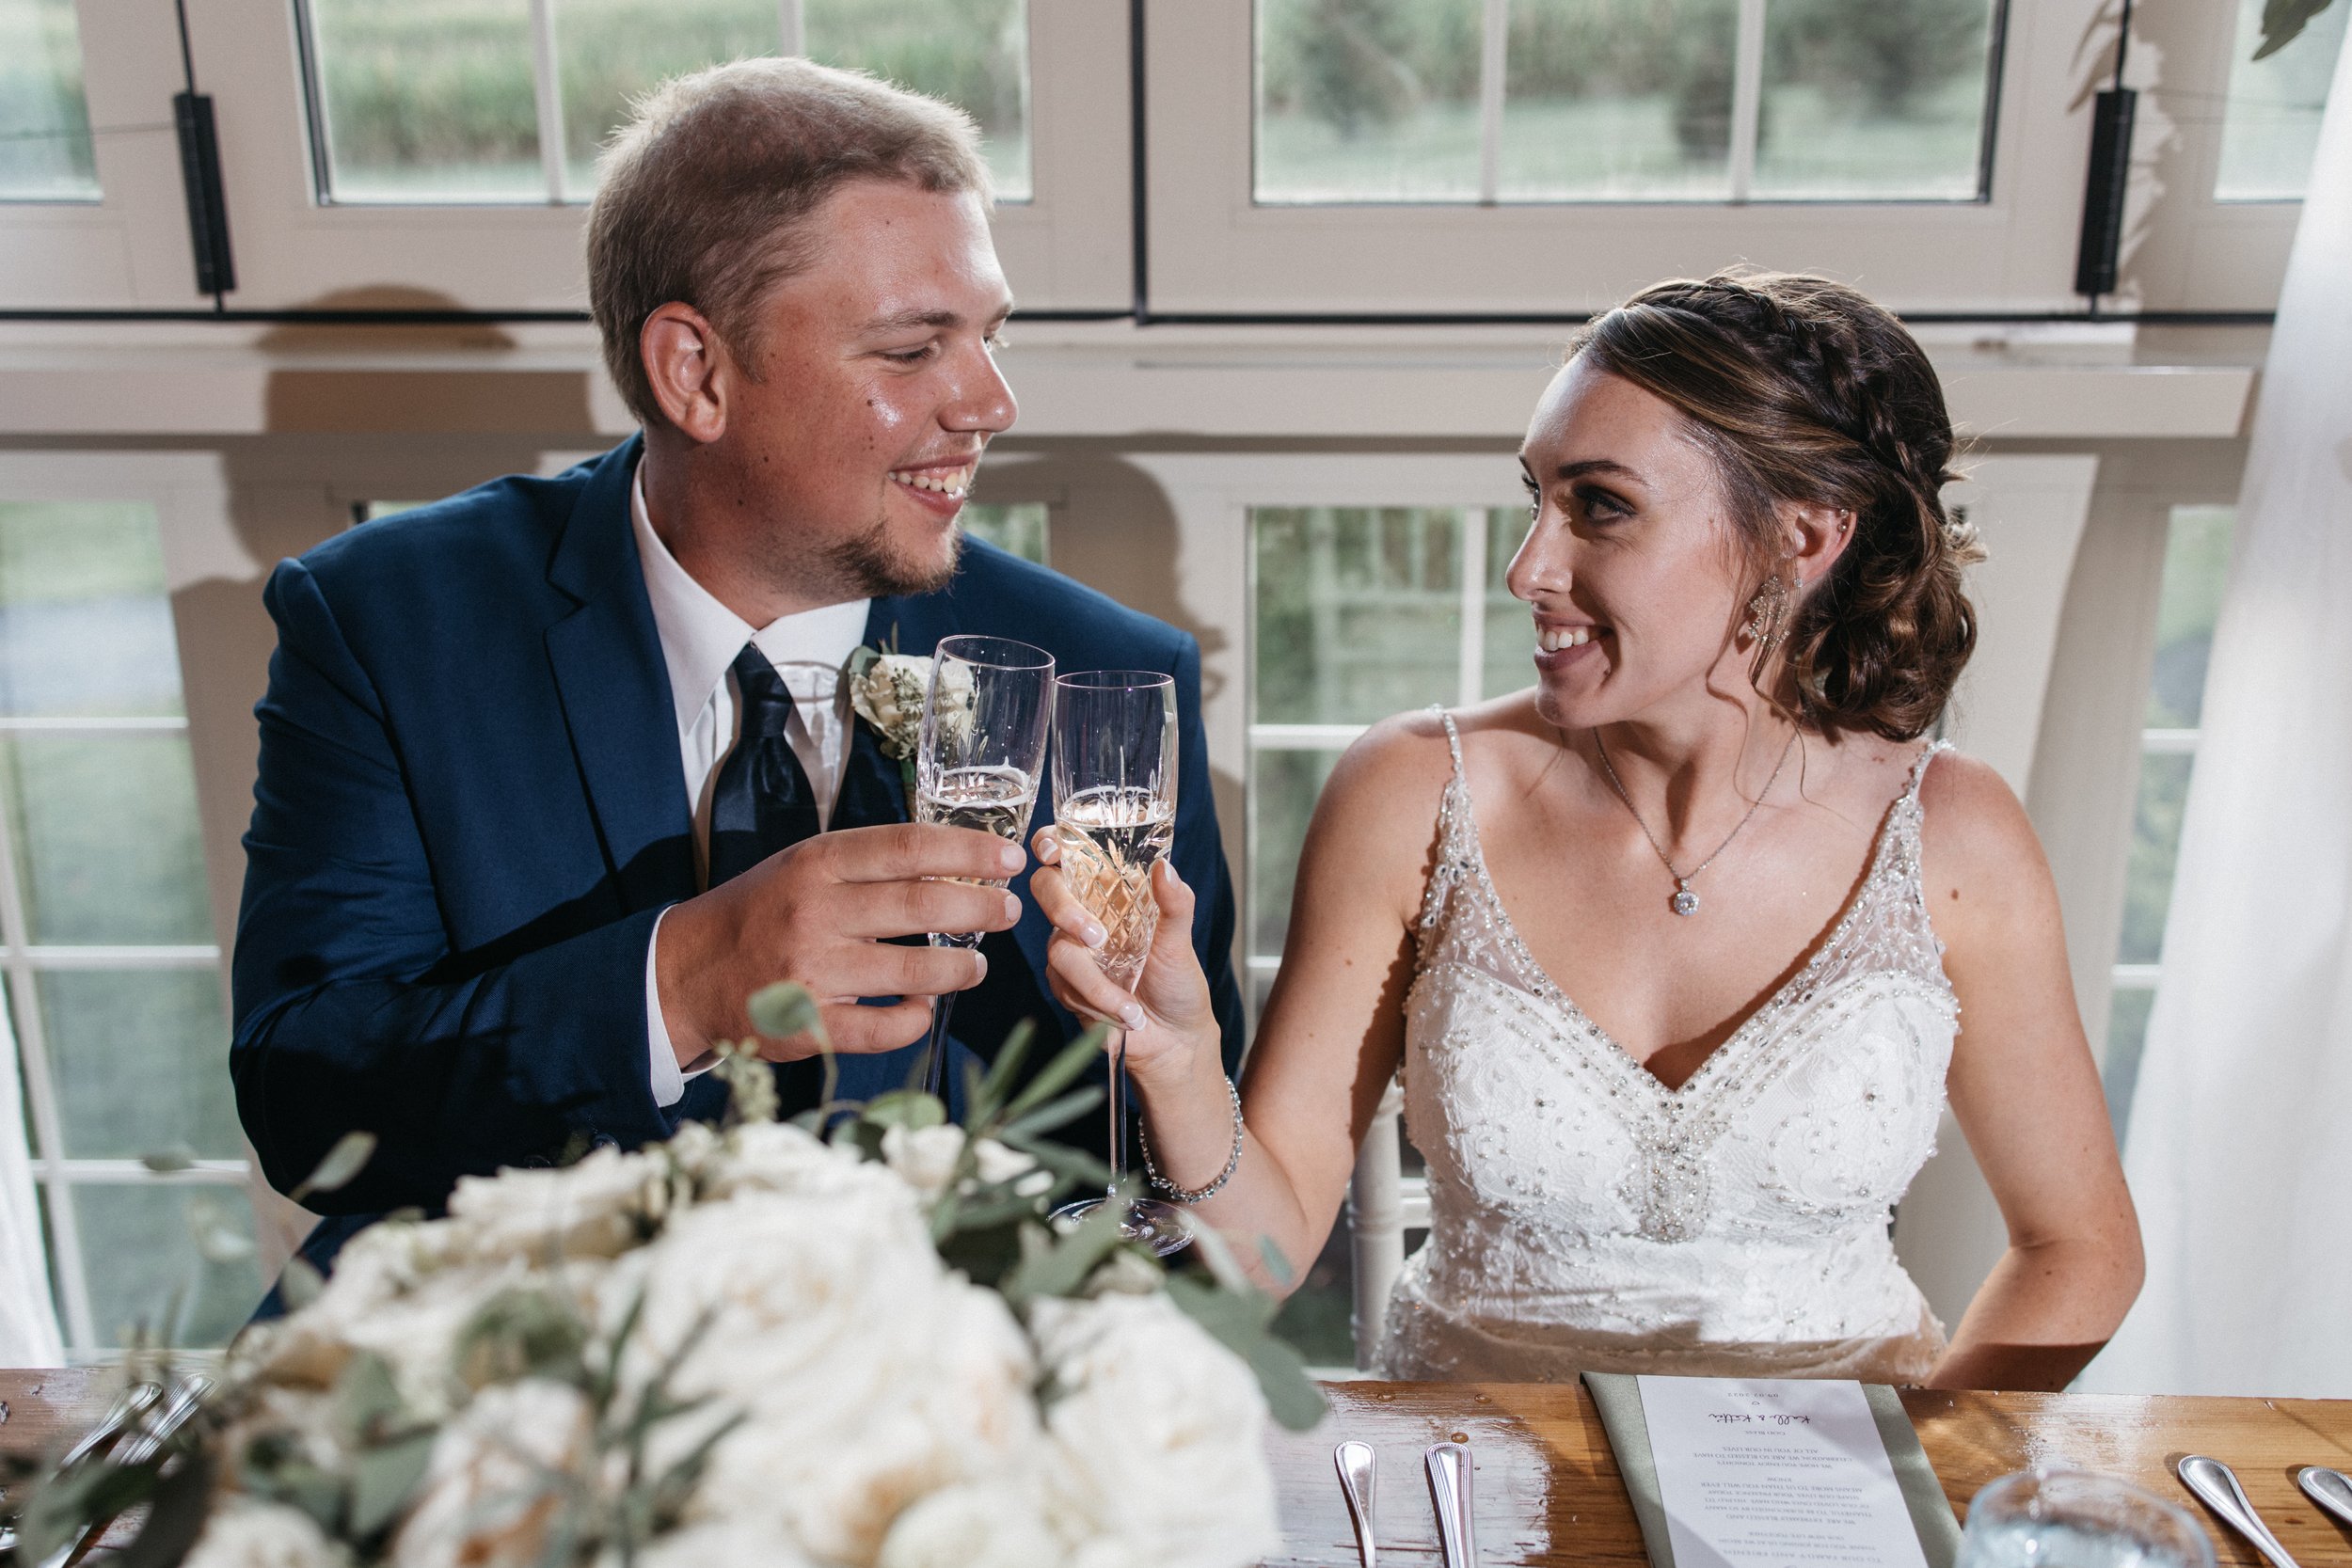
[[1901, 738, 1949, 809], [1432, 705, 1467, 782]]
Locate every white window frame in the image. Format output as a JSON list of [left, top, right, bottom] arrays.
[[0, 451, 264, 1359], [0, 0, 1134, 313], [1138, 0, 2313, 316]]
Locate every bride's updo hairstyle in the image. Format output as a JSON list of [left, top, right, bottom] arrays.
[[1566, 271, 1983, 742]]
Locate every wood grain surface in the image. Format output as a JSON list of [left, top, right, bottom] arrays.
[[1, 1370, 2346, 1565], [1264, 1382, 2352, 1566]]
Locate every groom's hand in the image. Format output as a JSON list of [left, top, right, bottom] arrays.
[[655, 823, 1026, 1064]]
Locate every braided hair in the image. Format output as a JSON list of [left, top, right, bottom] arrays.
[[1566, 271, 1984, 742]]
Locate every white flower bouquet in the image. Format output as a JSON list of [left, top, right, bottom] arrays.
[[14, 991, 1322, 1568]]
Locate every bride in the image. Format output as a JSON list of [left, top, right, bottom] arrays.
[[1034, 271, 2142, 1390]]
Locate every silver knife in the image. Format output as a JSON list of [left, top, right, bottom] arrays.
[[1425, 1441, 1477, 1568], [1335, 1441, 1377, 1567]]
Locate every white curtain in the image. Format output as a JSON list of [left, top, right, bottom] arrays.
[[0, 1003, 64, 1365], [2086, 25, 2352, 1398]]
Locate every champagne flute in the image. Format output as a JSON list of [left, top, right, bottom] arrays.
[[1046, 670, 1188, 1257], [914, 635, 1054, 1101]]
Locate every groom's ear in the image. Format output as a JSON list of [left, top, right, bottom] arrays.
[[641, 303, 731, 445]]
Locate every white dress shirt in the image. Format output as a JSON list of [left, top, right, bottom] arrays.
[[632, 464, 871, 1104]]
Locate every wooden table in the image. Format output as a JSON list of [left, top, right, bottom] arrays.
[[1265, 1382, 2352, 1565], [4, 1371, 2348, 1565]]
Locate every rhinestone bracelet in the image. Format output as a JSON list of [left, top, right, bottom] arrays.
[[1138, 1074, 1244, 1204]]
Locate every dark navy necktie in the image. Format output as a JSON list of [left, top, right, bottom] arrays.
[[706, 643, 823, 887]]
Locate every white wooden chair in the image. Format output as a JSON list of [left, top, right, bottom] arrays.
[[1345, 1078, 1428, 1369]]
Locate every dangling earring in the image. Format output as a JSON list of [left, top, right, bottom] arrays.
[[1743, 571, 1794, 651]]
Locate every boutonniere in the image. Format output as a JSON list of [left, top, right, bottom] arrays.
[[844, 633, 972, 795]]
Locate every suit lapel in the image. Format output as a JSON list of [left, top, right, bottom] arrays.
[[544, 437, 697, 911]]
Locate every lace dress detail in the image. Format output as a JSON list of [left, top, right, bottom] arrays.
[[1380, 713, 1958, 1385]]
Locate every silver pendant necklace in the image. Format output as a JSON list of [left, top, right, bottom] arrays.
[[1593, 726, 1798, 916]]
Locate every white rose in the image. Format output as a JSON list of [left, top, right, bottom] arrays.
[[1031, 1292, 1279, 1568], [700, 1118, 854, 1201], [629, 1519, 821, 1568], [447, 1144, 669, 1262], [879, 1481, 1066, 1568], [391, 1379, 595, 1568], [603, 1171, 1040, 1563], [880, 1124, 964, 1198], [181, 1497, 349, 1568]]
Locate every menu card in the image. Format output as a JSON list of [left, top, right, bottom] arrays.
[[1582, 1373, 1961, 1568]]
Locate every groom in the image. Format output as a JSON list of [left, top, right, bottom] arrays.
[[230, 58, 1243, 1267]]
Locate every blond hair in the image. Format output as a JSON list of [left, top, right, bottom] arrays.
[[587, 57, 993, 427]]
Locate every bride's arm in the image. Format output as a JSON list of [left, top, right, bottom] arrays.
[[1032, 714, 1448, 1292], [1919, 752, 2145, 1390]]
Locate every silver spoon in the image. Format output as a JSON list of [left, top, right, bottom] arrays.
[[1335, 1440, 1376, 1567], [1425, 1441, 1477, 1568], [2179, 1454, 2301, 1568], [2298, 1467, 2352, 1531]]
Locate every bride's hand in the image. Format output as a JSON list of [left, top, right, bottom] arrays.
[[1028, 830, 1220, 1086]]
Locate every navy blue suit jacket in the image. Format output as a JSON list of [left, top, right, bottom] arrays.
[[231, 436, 1245, 1235]]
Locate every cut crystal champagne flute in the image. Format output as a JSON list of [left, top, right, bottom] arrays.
[[913, 635, 1054, 1101], [1045, 669, 1188, 1257]]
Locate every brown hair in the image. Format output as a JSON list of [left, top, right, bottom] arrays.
[[587, 57, 993, 428], [1567, 271, 1983, 743]]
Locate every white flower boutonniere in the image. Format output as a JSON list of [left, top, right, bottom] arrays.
[[845, 639, 974, 796]]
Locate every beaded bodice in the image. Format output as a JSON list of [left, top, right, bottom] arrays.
[[1380, 715, 1958, 1384]]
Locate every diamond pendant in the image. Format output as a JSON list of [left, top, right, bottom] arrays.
[[1670, 880, 1700, 917]]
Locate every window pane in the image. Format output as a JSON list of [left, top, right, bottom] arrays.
[[3, 736, 212, 944], [1248, 747, 1343, 958], [36, 970, 237, 1160], [1499, 0, 1737, 200], [1752, 0, 1998, 199], [308, 0, 544, 202], [74, 1183, 262, 1350], [2116, 750, 2192, 966], [1253, 506, 1464, 724], [2216, 0, 2348, 200], [805, 0, 1032, 200], [1482, 505, 1534, 697], [960, 501, 1048, 564], [2102, 982, 2154, 1141], [0, 502, 183, 719], [2146, 505, 2235, 731], [0, 0, 99, 200], [554, 0, 779, 196], [1257, 0, 1485, 202]]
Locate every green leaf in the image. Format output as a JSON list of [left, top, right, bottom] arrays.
[[861, 1090, 946, 1132], [289, 1130, 377, 1204], [330, 1351, 406, 1443], [1163, 1275, 1328, 1432], [347, 1433, 435, 1539], [138, 1144, 197, 1175], [453, 1289, 591, 1391], [999, 1085, 1105, 1144], [184, 1196, 256, 1264], [999, 1025, 1109, 1125], [1001, 1195, 1131, 1306], [747, 981, 827, 1044], [278, 1257, 325, 1312], [2254, 0, 2337, 57], [963, 1019, 1038, 1128]]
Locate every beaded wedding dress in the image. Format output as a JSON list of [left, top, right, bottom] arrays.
[[1378, 714, 1957, 1385]]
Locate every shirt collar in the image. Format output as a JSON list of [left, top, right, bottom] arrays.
[[630, 460, 870, 733]]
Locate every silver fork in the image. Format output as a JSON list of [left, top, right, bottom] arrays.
[[35, 1374, 212, 1568], [1335, 1441, 1377, 1567]]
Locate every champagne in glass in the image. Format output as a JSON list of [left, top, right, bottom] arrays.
[[1046, 670, 1188, 1257], [914, 636, 1054, 1100]]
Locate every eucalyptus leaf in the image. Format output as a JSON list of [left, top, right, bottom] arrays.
[[747, 980, 827, 1043], [278, 1257, 326, 1312], [999, 1085, 1105, 1144], [348, 1433, 435, 1538], [964, 1019, 1037, 1128], [1163, 1275, 1327, 1431], [861, 1090, 946, 1132], [999, 1025, 1110, 1124], [2255, 0, 2337, 57], [138, 1144, 198, 1175], [1001, 1194, 1131, 1305], [330, 1351, 405, 1443], [289, 1131, 378, 1204]]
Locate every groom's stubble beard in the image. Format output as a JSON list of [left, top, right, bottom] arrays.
[[823, 512, 964, 599]]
